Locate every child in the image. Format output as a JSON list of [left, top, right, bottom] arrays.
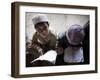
[[56, 24, 85, 65], [30, 14, 57, 60]]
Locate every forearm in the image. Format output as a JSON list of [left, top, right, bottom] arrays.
[[31, 43, 43, 55]]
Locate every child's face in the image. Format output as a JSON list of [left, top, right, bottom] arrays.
[[35, 22, 49, 38], [67, 29, 84, 45]]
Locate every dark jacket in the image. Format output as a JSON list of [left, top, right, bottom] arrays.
[[82, 21, 90, 64]]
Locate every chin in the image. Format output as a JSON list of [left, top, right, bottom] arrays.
[[43, 34, 49, 38]]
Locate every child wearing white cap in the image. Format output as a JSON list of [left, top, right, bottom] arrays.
[[29, 14, 57, 61]]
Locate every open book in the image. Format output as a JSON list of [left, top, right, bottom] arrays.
[[31, 50, 57, 66]]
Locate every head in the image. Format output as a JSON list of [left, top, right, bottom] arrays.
[[32, 14, 49, 38], [66, 24, 85, 45]]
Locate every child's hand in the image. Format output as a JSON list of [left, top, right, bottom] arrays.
[[36, 46, 44, 55], [38, 48, 44, 55]]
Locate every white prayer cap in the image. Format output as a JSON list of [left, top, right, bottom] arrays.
[[32, 14, 49, 26], [66, 24, 84, 45]]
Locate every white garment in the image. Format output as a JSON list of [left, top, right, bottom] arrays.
[[64, 47, 84, 63]]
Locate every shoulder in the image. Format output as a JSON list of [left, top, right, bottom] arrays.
[[32, 32, 38, 40], [49, 30, 57, 38]]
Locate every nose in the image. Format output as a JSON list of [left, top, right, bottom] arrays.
[[42, 30, 47, 33]]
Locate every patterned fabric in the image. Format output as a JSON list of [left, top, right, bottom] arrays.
[[30, 30, 57, 59]]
